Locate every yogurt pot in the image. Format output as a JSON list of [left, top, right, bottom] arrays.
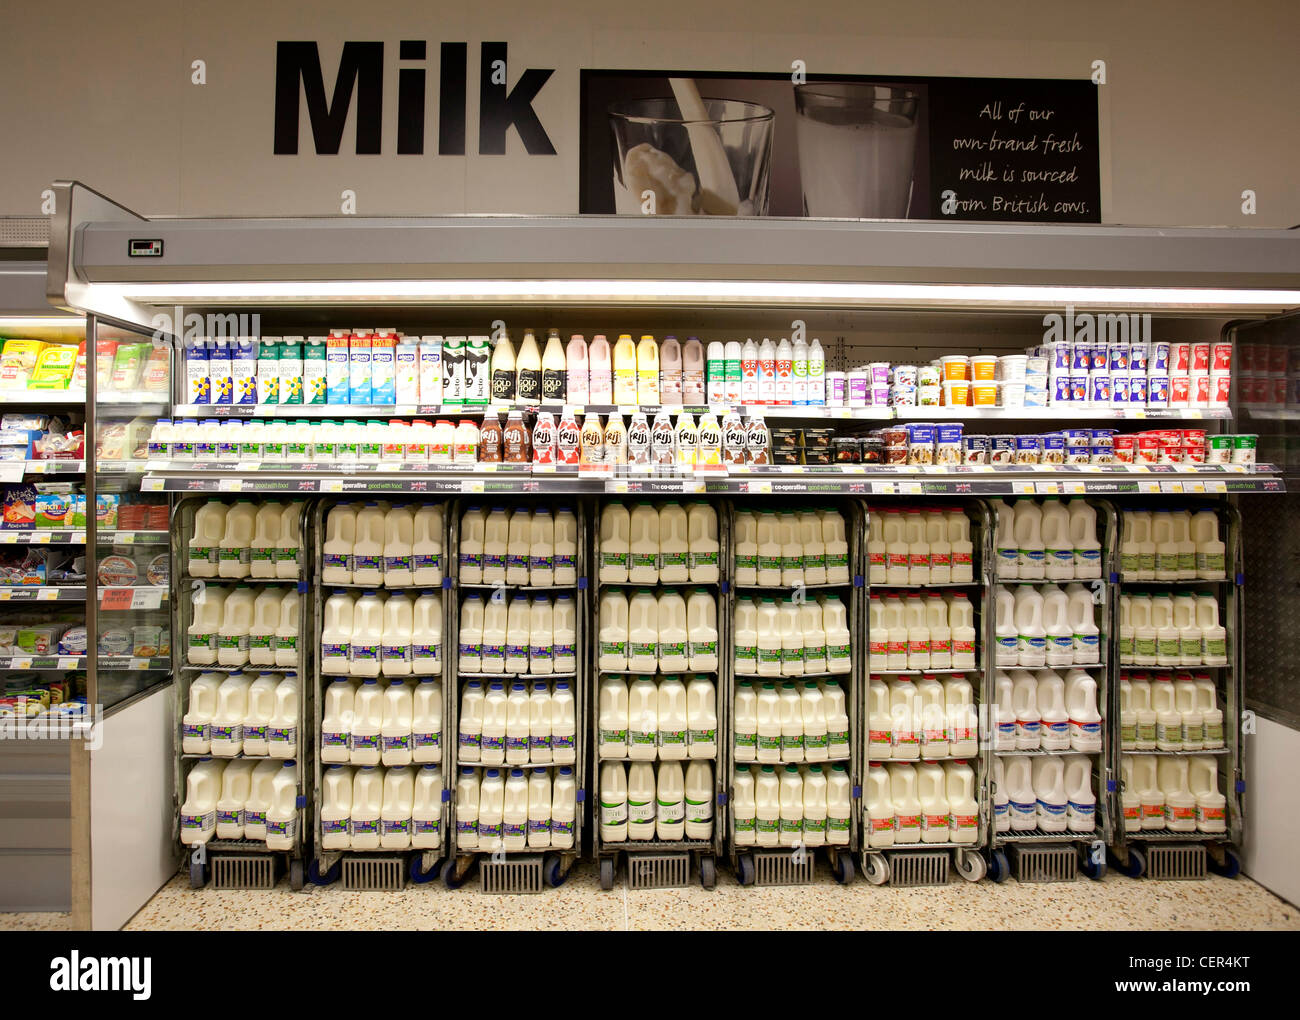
[[1136, 434, 1160, 464], [1065, 429, 1092, 450], [936, 424, 964, 465], [961, 434, 988, 464], [1108, 343, 1130, 373], [1014, 434, 1041, 465], [1169, 375, 1191, 407], [1025, 356, 1049, 379], [918, 385, 942, 407], [1183, 444, 1206, 464], [1130, 341, 1149, 373], [918, 364, 941, 388], [871, 385, 891, 406], [1041, 433, 1065, 464], [869, 362, 891, 386], [998, 382, 1026, 408], [826, 371, 846, 405], [940, 356, 969, 381], [1209, 372, 1231, 407], [1268, 346, 1288, 373], [888, 383, 917, 407], [1211, 342, 1233, 372], [1088, 372, 1111, 404], [1129, 373, 1149, 404], [893, 364, 918, 387], [1148, 375, 1170, 407], [1024, 385, 1049, 408], [1158, 444, 1184, 465], [997, 355, 1028, 381], [989, 435, 1016, 464], [1069, 375, 1090, 403], [1110, 373, 1131, 406], [943, 380, 971, 407], [971, 381, 998, 406], [1191, 342, 1211, 373], [1191, 374, 1211, 408], [1112, 435, 1136, 463], [1090, 429, 1115, 449], [1089, 446, 1114, 465], [1171, 342, 1192, 374], [906, 424, 936, 466], [1150, 342, 1171, 373], [1206, 435, 1233, 464], [1231, 434, 1257, 465], [970, 356, 998, 381], [848, 370, 870, 407], [1052, 375, 1073, 403], [1050, 342, 1074, 372], [1090, 344, 1109, 371], [1071, 345, 1091, 372]]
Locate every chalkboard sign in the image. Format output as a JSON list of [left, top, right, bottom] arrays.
[[580, 70, 1101, 223], [924, 77, 1100, 222]]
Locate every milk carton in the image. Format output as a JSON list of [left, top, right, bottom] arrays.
[[370, 329, 397, 405], [419, 337, 444, 405], [349, 330, 373, 404]]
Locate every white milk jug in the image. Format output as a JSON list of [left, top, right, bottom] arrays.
[[826, 763, 851, 845], [320, 764, 354, 849], [458, 506, 487, 584], [733, 680, 758, 762], [1069, 501, 1102, 579], [657, 590, 689, 673], [754, 765, 780, 846], [526, 767, 551, 849], [994, 501, 1019, 579], [505, 681, 531, 765], [380, 766, 415, 850], [599, 762, 628, 843], [412, 764, 443, 849], [528, 681, 553, 764], [733, 766, 757, 846], [687, 675, 718, 758], [180, 759, 223, 845], [482, 507, 509, 584], [917, 760, 951, 844], [598, 589, 629, 671], [188, 500, 228, 578], [412, 504, 445, 585], [349, 590, 385, 677], [1015, 585, 1047, 667], [950, 594, 977, 669], [1038, 670, 1070, 750], [552, 594, 577, 673], [502, 769, 529, 851], [626, 762, 656, 840], [320, 590, 355, 675], [551, 766, 576, 849], [756, 511, 781, 586], [380, 679, 414, 766], [182, 673, 223, 755], [383, 504, 416, 587], [1065, 755, 1095, 833], [210, 673, 253, 756], [349, 678, 384, 765], [1041, 498, 1073, 579], [250, 501, 283, 579], [629, 502, 661, 583], [506, 510, 532, 586], [412, 591, 442, 676], [267, 675, 299, 760], [1034, 754, 1068, 832], [381, 592, 414, 677], [659, 502, 690, 583], [889, 763, 921, 844], [218, 499, 257, 579], [733, 511, 758, 585], [458, 593, 485, 673], [411, 677, 442, 764], [946, 760, 979, 843], [274, 589, 299, 669], [686, 589, 718, 671], [1043, 588, 1074, 666], [217, 585, 256, 667], [994, 586, 1018, 666], [628, 589, 659, 671], [216, 759, 256, 840], [866, 764, 895, 848], [777, 765, 803, 846], [455, 768, 480, 849], [599, 503, 631, 583], [1069, 676, 1103, 752], [352, 503, 387, 586], [320, 679, 355, 764], [528, 596, 554, 675]]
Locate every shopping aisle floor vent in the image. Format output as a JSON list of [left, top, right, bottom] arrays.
[[342, 857, 405, 891], [888, 851, 950, 887], [211, 854, 276, 890], [1012, 845, 1077, 883], [1148, 844, 1207, 881], [754, 851, 814, 886], [480, 855, 544, 894], [627, 853, 690, 890]]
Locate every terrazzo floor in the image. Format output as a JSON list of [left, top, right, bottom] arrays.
[[4, 861, 1294, 931]]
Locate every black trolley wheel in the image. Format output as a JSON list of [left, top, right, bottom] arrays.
[[1208, 847, 1241, 879], [736, 853, 756, 886], [544, 854, 570, 888], [699, 855, 717, 890], [1119, 846, 1146, 879], [410, 855, 441, 884], [443, 856, 473, 890], [831, 851, 855, 885], [599, 856, 616, 891], [188, 857, 206, 889], [290, 858, 305, 891], [988, 849, 1010, 884], [308, 858, 342, 886]]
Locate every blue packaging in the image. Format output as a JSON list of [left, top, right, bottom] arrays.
[[1089, 372, 1111, 403], [1150, 342, 1170, 373], [961, 434, 988, 463], [1129, 373, 1148, 403], [1090, 430, 1115, 447], [936, 423, 964, 444], [1042, 432, 1065, 463], [1111, 373, 1131, 404], [989, 435, 1016, 463], [1107, 343, 1130, 373], [1071, 345, 1090, 371], [1130, 340, 1149, 372], [1051, 342, 1073, 371], [1015, 434, 1042, 464], [1052, 375, 1072, 402], [1069, 375, 1089, 402], [232, 338, 258, 404], [906, 423, 936, 445], [1090, 446, 1113, 464], [209, 339, 233, 404], [184, 337, 211, 404], [1065, 428, 1092, 447]]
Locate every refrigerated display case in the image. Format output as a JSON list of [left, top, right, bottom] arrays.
[[45, 182, 1300, 899]]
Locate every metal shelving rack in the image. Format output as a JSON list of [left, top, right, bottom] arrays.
[[592, 497, 727, 891], [859, 498, 992, 886], [308, 496, 453, 889], [172, 496, 312, 890], [727, 498, 861, 887], [987, 497, 1117, 883], [444, 497, 587, 892], [1108, 502, 1245, 880]]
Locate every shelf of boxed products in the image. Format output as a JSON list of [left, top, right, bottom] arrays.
[[0, 585, 85, 602], [170, 401, 1231, 424], [137, 462, 1287, 497]]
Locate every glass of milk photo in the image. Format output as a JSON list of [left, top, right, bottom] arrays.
[[793, 83, 921, 218], [608, 86, 774, 216]]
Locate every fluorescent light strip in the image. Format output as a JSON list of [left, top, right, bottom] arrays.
[[93, 279, 1300, 310]]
